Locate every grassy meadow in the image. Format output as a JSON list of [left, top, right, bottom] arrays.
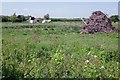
[[2, 22, 120, 78]]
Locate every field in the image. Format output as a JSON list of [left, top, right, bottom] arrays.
[[1, 22, 120, 78]]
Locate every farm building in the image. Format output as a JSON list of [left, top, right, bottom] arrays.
[[27, 16, 34, 23], [28, 16, 51, 23], [42, 20, 51, 23], [34, 18, 43, 23]]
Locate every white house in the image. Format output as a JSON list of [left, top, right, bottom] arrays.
[[30, 20, 34, 23], [28, 16, 51, 23]]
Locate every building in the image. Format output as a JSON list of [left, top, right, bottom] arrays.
[[28, 16, 51, 23], [34, 18, 43, 23], [42, 20, 51, 23]]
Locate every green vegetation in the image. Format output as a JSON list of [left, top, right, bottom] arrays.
[[44, 14, 50, 20], [0, 14, 82, 22], [1, 13, 29, 22], [2, 22, 120, 79], [110, 15, 119, 23], [51, 18, 82, 22]]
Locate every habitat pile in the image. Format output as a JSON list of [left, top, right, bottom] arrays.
[[81, 11, 116, 34]]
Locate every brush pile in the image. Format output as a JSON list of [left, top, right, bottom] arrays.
[[81, 11, 116, 34]]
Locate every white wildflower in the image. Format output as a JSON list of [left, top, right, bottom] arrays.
[[94, 55, 97, 58], [100, 66, 105, 69], [85, 60, 89, 63], [60, 49, 62, 52], [2, 76, 5, 78], [84, 66, 87, 68]]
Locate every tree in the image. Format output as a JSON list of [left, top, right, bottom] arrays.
[[24, 16, 29, 21], [13, 13, 16, 16], [1, 16, 9, 22], [44, 14, 50, 20], [17, 15, 25, 22], [1, 16, 12, 22], [110, 15, 119, 23], [11, 13, 17, 22]]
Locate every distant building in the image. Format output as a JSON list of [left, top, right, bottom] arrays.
[[30, 20, 34, 23], [27, 16, 51, 23], [27, 16, 35, 23], [42, 20, 51, 23], [34, 18, 43, 23]]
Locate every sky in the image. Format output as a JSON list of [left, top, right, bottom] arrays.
[[2, 2, 118, 18], [1, 0, 119, 2]]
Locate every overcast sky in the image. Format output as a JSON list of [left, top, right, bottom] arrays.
[[2, 2, 118, 18], [1, 0, 119, 2]]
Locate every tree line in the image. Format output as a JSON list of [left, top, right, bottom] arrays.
[[0, 13, 29, 22], [0, 13, 119, 23]]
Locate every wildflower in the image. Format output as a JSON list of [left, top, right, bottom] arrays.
[[65, 34, 66, 35], [2, 76, 5, 78], [85, 60, 89, 63], [60, 49, 62, 52], [84, 66, 87, 68], [28, 60, 31, 63], [117, 62, 119, 65], [100, 66, 105, 69], [94, 55, 97, 58]]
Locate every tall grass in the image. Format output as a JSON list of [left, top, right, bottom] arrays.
[[2, 22, 119, 78]]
